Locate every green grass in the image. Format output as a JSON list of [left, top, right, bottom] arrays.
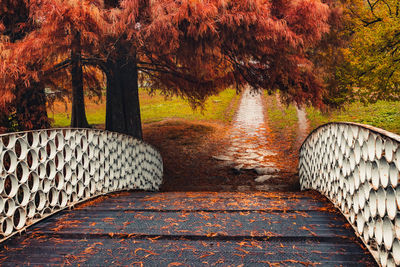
[[264, 93, 299, 148], [48, 97, 106, 127], [140, 89, 239, 123], [49, 88, 240, 127], [306, 100, 400, 135], [264, 93, 298, 131], [50, 114, 71, 128]]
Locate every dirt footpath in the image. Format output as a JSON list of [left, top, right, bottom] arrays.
[[143, 118, 300, 192]]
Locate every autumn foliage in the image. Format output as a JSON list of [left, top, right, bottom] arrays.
[[0, 0, 333, 137], [340, 0, 400, 103]]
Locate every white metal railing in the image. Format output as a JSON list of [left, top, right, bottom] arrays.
[[299, 122, 400, 267], [0, 128, 163, 240]]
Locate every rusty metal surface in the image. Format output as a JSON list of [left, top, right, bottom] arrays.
[[0, 191, 376, 266]]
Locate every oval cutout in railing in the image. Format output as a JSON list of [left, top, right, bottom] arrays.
[[300, 122, 400, 266], [0, 128, 163, 241]]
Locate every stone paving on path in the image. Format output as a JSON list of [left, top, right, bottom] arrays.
[[213, 88, 280, 184]]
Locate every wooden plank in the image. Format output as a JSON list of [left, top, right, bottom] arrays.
[[0, 191, 376, 266], [75, 191, 335, 211]]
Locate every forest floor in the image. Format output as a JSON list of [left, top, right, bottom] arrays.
[[143, 90, 304, 192], [47, 89, 310, 192], [48, 89, 400, 192]]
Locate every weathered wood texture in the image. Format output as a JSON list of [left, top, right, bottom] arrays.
[[0, 191, 376, 266]]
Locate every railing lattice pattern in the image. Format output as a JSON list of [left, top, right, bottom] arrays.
[[300, 122, 400, 267], [0, 128, 163, 239]]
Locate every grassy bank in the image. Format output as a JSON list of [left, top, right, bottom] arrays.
[[264, 93, 298, 149], [264, 93, 400, 136], [306, 101, 400, 135], [48, 88, 240, 127], [264, 93, 298, 132], [140, 89, 240, 123]]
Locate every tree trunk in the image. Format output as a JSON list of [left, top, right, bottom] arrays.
[[15, 83, 50, 130], [70, 30, 90, 128], [0, 112, 10, 133], [105, 56, 143, 139]]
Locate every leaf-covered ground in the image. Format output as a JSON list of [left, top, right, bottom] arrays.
[[143, 117, 299, 192], [141, 90, 306, 192]]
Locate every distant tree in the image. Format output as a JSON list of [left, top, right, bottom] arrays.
[[86, 0, 332, 139], [0, 0, 50, 132], [0, 0, 104, 131], [1, 0, 332, 139], [342, 0, 400, 102], [308, 0, 355, 109]]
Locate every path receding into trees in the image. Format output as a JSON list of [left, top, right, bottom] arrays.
[[226, 89, 278, 170], [213, 88, 291, 190], [0, 90, 376, 266], [147, 88, 300, 192]]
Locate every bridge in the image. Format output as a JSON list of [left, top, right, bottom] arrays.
[[0, 122, 397, 266]]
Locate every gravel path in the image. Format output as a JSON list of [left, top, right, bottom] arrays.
[[213, 88, 280, 184]]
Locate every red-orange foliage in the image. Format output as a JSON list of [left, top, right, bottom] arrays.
[[138, 0, 330, 107], [0, 0, 106, 131], [99, 0, 332, 138], [309, 0, 352, 109], [1, 0, 332, 137], [0, 0, 50, 132]]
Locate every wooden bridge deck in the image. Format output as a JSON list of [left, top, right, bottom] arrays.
[[0, 191, 375, 266]]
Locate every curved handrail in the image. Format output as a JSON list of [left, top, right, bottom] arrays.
[[299, 122, 400, 266], [0, 128, 163, 241]]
